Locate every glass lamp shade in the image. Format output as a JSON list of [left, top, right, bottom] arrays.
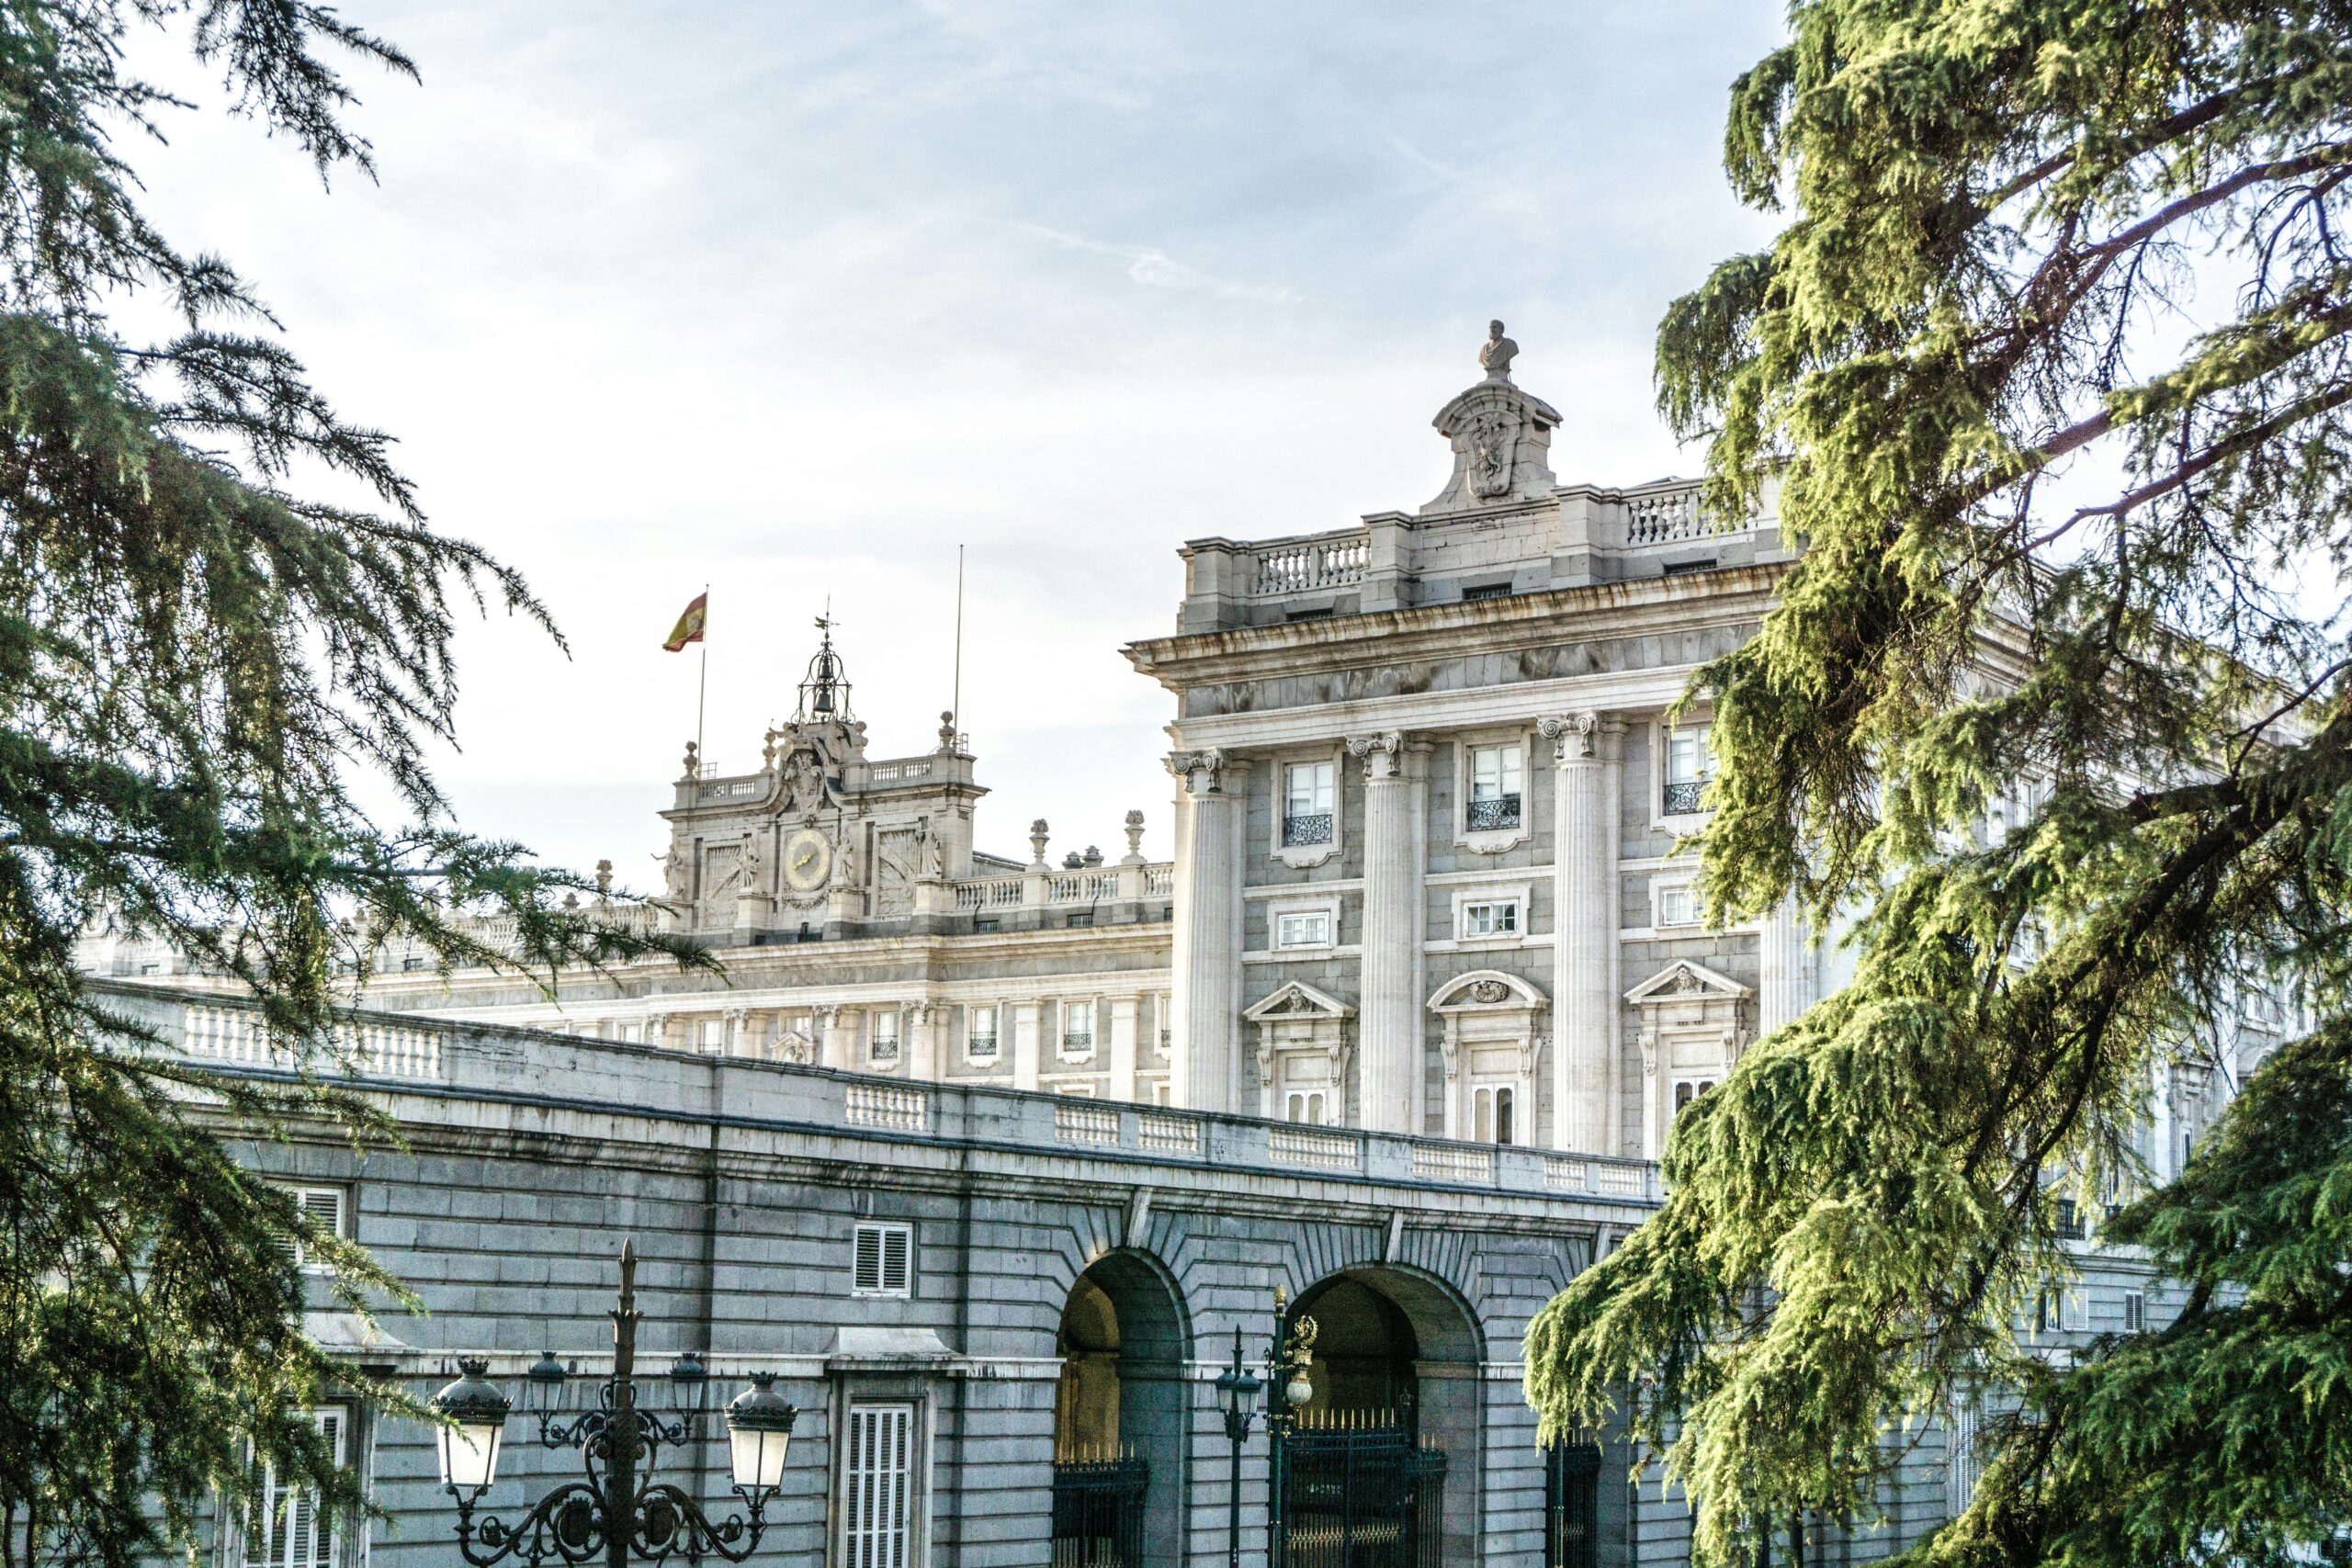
[[524, 1349, 568, 1414], [430, 1359, 512, 1490], [668, 1350, 709, 1412], [724, 1376, 798, 1493], [1214, 1364, 1261, 1416], [1286, 1373, 1315, 1408]]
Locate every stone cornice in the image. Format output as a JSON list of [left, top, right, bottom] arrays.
[[1123, 563, 1789, 690]]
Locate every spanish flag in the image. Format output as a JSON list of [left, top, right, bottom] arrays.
[[662, 592, 708, 652]]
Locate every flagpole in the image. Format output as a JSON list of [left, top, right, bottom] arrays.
[[694, 583, 709, 775], [950, 545, 965, 744]]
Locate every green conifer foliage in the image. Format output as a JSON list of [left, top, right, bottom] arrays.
[[0, 7, 707, 1567], [1523, 4, 2352, 1563]]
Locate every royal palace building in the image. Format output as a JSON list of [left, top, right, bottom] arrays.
[[89, 331, 2260, 1568]]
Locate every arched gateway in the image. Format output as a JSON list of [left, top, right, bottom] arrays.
[[1052, 1250, 1191, 1563], [1280, 1265, 1486, 1566]]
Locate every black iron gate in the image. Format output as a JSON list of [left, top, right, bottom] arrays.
[[1272, 1416, 1446, 1568], [1051, 1455, 1149, 1567], [1545, 1440, 1601, 1568]]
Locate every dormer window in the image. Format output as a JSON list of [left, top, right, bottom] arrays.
[[1467, 745, 1521, 831]]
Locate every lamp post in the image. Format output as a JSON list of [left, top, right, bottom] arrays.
[[1263, 1286, 1317, 1568], [1213, 1325, 1261, 1568], [428, 1241, 797, 1568]]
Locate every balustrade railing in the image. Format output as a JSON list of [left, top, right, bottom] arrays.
[[1411, 1142, 1498, 1185], [1464, 795, 1521, 831], [1054, 1100, 1121, 1145], [1251, 532, 1369, 598], [181, 1004, 442, 1079], [846, 1082, 930, 1134], [1269, 1124, 1363, 1171]]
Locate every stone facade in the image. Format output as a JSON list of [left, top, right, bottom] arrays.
[[119, 982, 1674, 1568], [1129, 333, 1802, 1157]]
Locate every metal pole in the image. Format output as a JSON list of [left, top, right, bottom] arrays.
[[609, 1242, 639, 1568], [1227, 1325, 1244, 1568], [692, 588, 708, 775]]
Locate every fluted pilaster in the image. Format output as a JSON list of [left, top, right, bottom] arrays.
[[1351, 731, 1423, 1134], [1168, 750, 1246, 1112], [1544, 712, 1623, 1153], [1758, 896, 1810, 1036]]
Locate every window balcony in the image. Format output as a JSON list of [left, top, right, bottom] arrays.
[[1282, 812, 1333, 847], [1464, 795, 1521, 831], [1662, 780, 1705, 816]]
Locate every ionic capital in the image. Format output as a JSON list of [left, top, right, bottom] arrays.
[[1345, 730, 1405, 781], [1164, 748, 1229, 795], [1539, 710, 1623, 763]]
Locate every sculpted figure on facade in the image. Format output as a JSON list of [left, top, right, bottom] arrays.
[[1478, 318, 1518, 382], [1464, 407, 1519, 499]]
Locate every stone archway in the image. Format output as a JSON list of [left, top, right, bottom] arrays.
[[1285, 1264, 1487, 1565], [1052, 1249, 1191, 1560]]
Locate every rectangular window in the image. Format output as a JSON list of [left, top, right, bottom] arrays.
[[245, 1409, 345, 1568], [2123, 1290, 2146, 1334], [972, 915, 1001, 933], [2053, 1198, 2082, 1239], [1283, 761, 1336, 847], [1664, 725, 1713, 816], [1152, 1079, 1172, 1107], [1064, 910, 1093, 929], [869, 1011, 900, 1065], [840, 1404, 913, 1568], [275, 1185, 348, 1273], [1472, 1085, 1516, 1145], [1467, 745, 1522, 830], [1274, 909, 1332, 949], [1460, 901, 1520, 940], [1671, 1079, 1716, 1120], [1461, 581, 1513, 602], [1656, 883, 1703, 928], [851, 1222, 912, 1298], [967, 1005, 999, 1059], [697, 1018, 725, 1055], [1062, 1000, 1094, 1047], [1285, 1089, 1327, 1125]]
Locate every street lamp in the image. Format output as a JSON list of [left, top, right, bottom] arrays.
[[427, 1241, 798, 1568], [1214, 1326, 1261, 1568]]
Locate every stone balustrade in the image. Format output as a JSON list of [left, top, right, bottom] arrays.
[[112, 980, 1661, 1204], [1249, 529, 1370, 597]]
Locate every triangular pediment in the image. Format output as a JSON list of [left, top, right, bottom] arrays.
[[1624, 960, 1751, 1006], [1243, 980, 1354, 1021]]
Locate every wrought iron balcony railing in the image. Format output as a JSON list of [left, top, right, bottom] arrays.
[[1282, 812, 1334, 847], [1464, 795, 1521, 831], [1661, 781, 1706, 816]]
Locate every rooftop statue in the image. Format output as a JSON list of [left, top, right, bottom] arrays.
[[1479, 319, 1518, 382]]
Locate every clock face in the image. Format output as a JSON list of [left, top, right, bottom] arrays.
[[782, 829, 831, 894]]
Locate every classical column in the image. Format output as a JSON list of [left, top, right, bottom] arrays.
[[906, 1001, 941, 1083], [1758, 897, 1810, 1036], [1542, 712, 1623, 1154], [816, 1003, 857, 1070], [1107, 997, 1139, 1102], [1350, 731, 1423, 1134], [1167, 750, 1247, 1113]]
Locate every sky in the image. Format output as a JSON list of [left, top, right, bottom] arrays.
[[130, 1, 1788, 889]]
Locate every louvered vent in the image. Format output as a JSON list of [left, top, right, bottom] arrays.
[[852, 1222, 911, 1297]]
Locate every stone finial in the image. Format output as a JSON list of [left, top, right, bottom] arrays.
[[561, 892, 580, 911], [594, 859, 613, 902], [1122, 809, 1147, 864], [1029, 818, 1050, 870], [1081, 845, 1102, 868], [937, 711, 959, 754], [682, 739, 700, 778], [1062, 850, 1084, 870], [1479, 319, 1519, 382]]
